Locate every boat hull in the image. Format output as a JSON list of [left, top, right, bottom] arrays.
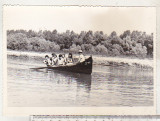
[[47, 56, 93, 74]]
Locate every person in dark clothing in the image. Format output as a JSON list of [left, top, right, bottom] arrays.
[[43, 55, 51, 65], [67, 53, 73, 64]]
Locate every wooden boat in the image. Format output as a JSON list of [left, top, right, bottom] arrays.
[[31, 56, 93, 74], [47, 56, 93, 74]]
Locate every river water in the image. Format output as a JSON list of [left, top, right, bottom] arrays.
[[7, 55, 153, 107]]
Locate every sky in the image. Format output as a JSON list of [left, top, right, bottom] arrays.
[[3, 6, 156, 35]]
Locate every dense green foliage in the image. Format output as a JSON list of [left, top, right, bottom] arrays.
[[7, 29, 153, 58]]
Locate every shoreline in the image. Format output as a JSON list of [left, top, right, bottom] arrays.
[[7, 50, 154, 69]]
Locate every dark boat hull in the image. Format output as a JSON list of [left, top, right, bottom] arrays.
[[47, 56, 93, 74]]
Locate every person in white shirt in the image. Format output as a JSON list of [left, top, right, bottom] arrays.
[[62, 54, 67, 65], [58, 54, 65, 65], [78, 50, 85, 62], [51, 53, 58, 66]]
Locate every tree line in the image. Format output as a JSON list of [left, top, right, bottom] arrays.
[[7, 29, 153, 58]]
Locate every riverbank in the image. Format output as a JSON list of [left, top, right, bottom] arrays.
[[7, 50, 154, 69]]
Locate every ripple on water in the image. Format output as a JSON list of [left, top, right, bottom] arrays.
[[7, 56, 154, 107]]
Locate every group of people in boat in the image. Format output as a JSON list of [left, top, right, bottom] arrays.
[[43, 50, 85, 66]]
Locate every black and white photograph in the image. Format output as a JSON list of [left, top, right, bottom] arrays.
[[3, 6, 156, 115]]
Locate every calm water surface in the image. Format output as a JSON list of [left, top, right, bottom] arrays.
[[7, 55, 153, 107]]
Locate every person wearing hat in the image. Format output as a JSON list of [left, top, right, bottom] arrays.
[[78, 50, 85, 62]]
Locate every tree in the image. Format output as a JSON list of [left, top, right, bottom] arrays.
[[7, 29, 153, 58], [70, 44, 81, 52], [130, 43, 147, 57], [110, 31, 117, 37], [120, 30, 131, 39], [95, 44, 108, 54], [83, 30, 94, 44], [112, 44, 124, 54], [7, 33, 28, 50]]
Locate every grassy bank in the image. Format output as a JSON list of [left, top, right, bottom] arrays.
[[7, 50, 153, 69]]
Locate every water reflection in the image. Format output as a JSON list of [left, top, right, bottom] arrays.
[[33, 69, 92, 94]]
